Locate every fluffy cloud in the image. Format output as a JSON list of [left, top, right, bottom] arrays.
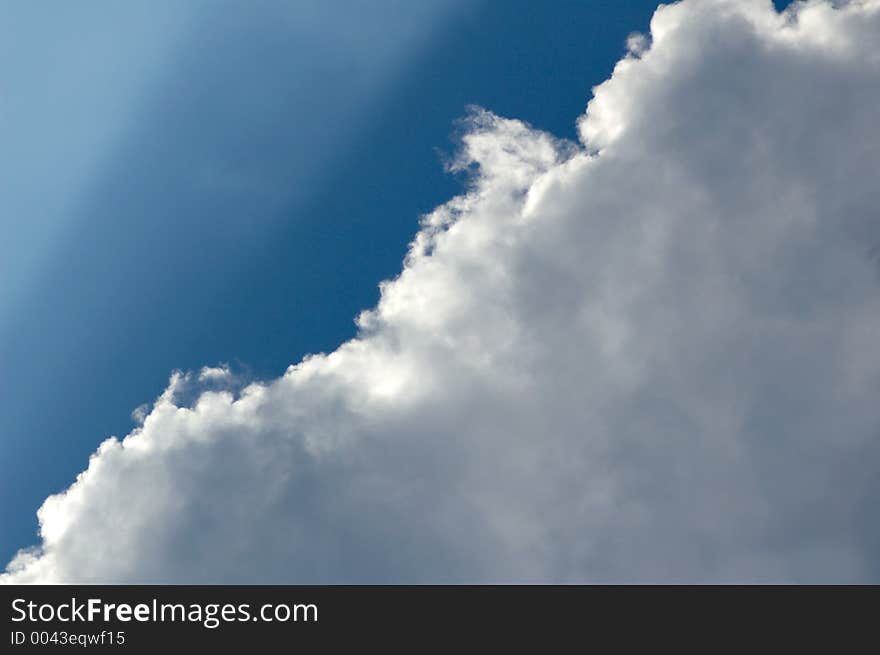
[[5, 0, 880, 583]]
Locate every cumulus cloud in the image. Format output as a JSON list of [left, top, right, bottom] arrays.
[[5, 0, 880, 583]]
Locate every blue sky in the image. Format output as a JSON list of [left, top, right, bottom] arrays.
[[10, 0, 877, 585], [0, 1, 678, 564]]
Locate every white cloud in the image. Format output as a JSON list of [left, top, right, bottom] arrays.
[[5, 0, 880, 583]]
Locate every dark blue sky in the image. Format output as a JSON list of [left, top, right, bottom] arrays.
[[1, 1, 790, 564]]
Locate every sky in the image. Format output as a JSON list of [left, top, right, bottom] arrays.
[[7, 0, 878, 585], [0, 0, 665, 568]]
